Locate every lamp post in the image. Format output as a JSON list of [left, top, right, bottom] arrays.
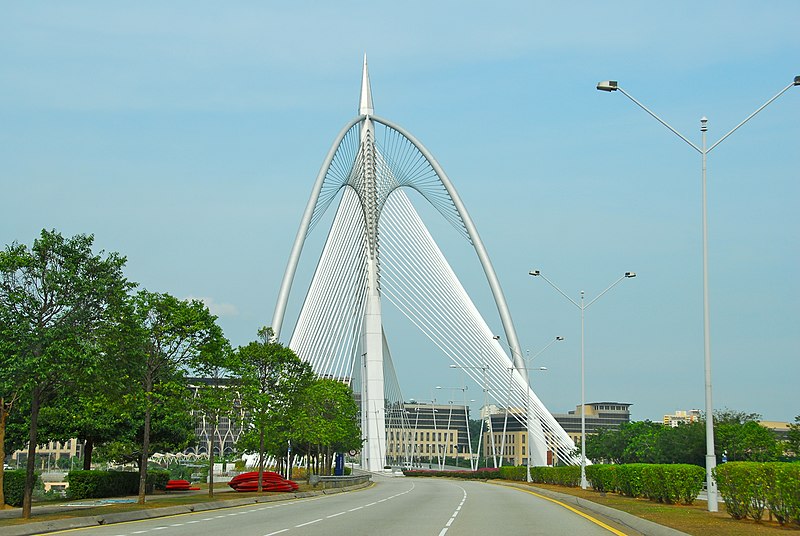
[[436, 386, 473, 470], [529, 270, 635, 489], [450, 362, 492, 469], [523, 336, 564, 482], [596, 76, 798, 512]]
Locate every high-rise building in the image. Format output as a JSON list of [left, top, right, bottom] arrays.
[[663, 409, 701, 427]]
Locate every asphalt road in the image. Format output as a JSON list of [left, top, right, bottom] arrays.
[[51, 476, 634, 536]]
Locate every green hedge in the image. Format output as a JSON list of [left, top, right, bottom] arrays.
[[586, 464, 703, 505], [585, 464, 616, 493], [2, 470, 32, 507], [641, 465, 704, 505], [715, 462, 800, 525], [66, 470, 170, 500], [402, 468, 500, 480], [497, 465, 581, 487]]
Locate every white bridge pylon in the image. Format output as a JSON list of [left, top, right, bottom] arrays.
[[271, 57, 579, 471]]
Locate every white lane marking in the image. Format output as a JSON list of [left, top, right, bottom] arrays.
[[349, 506, 363, 511], [327, 511, 346, 518], [265, 530, 289, 536], [296, 518, 323, 527], [438, 485, 468, 536]]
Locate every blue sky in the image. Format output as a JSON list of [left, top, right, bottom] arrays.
[[2, 2, 798, 422]]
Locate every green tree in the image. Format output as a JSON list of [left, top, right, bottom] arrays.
[[787, 415, 800, 458], [0, 230, 131, 516], [294, 378, 361, 476], [234, 328, 313, 490], [656, 421, 705, 465], [128, 290, 225, 504], [94, 387, 195, 467], [716, 421, 780, 462], [191, 345, 236, 498]]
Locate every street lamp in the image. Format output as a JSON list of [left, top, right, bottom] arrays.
[[596, 76, 798, 512], [529, 270, 635, 489], [450, 361, 493, 468], [436, 385, 474, 470], [523, 336, 563, 482]]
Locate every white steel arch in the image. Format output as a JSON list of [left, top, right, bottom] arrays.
[[271, 57, 579, 470]]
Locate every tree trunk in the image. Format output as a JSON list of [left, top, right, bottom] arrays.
[[137, 387, 152, 505], [22, 387, 41, 519], [207, 423, 216, 498], [0, 398, 8, 508], [83, 439, 94, 470], [305, 443, 311, 483], [258, 427, 265, 492]]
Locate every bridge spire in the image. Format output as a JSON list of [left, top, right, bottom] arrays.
[[359, 54, 374, 116]]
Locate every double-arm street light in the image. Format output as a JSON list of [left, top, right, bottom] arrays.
[[529, 270, 635, 489], [596, 76, 799, 512]]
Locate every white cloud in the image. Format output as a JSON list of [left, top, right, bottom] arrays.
[[187, 296, 239, 318]]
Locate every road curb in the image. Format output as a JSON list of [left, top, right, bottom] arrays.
[[492, 481, 690, 536]]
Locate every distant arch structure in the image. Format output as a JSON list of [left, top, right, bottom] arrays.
[[272, 57, 578, 471]]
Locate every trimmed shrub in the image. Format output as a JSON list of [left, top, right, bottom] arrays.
[[498, 466, 526, 481], [665, 464, 704, 505], [586, 464, 617, 493], [615, 464, 647, 498], [763, 462, 800, 526], [147, 470, 170, 492], [67, 470, 136, 499], [2, 470, 31, 507], [66, 469, 171, 499], [716, 462, 800, 524], [402, 468, 500, 480], [525, 465, 580, 487]]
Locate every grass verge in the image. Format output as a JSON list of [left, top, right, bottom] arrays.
[[526, 482, 799, 536]]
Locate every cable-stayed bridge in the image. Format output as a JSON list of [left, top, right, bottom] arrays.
[[271, 57, 579, 471]]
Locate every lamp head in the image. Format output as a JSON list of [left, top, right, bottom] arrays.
[[492, 335, 500, 341], [556, 336, 565, 341], [794, 75, 800, 86], [625, 272, 636, 278], [449, 364, 457, 368], [529, 270, 541, 276], [597, 80, 618, 92]]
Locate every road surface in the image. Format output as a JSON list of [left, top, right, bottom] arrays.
[[54, 476, 634, 536]]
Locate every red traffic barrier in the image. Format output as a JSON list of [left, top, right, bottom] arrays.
[[227, 471, 298, 492], [165, 479, 200, 491]]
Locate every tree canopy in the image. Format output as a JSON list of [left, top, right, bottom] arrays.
[[0, 230, 131, 516], [585, 410, 783, 466]]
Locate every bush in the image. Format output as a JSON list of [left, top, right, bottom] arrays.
[[762, 463, 800, 526], [498, 466, 526, 481], [586, 465, 617, 493], [147, 470, 170, 492], [715, 462, 800, 525], [66, 469, 171, 499], [2, 470, 31, 507], [402, 468, 500, 480], [615, 464, 647, 498]]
